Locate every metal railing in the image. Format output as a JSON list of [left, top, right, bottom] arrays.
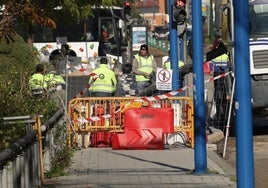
[[148, 36, 170, 52], [0, 107, 65, 188], [0, 115, 43, 188]]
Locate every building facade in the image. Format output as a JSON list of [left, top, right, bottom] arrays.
[[136, 0, 169, 31]]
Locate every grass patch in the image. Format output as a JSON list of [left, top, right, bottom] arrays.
[[45, 147, 75, 178]]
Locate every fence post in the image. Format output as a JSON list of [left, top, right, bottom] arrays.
[[35, 115, 45, 183]]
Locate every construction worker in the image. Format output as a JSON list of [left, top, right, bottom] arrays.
[[45, 70, 66, 90], [45, 70, 66, 108], [88, 57, 117, 97], [29, 64, 47, 98], [163, 59, 185, 70], [212, 53, 229, 68], [162, 50, 185, 70], [132, 44, 158, 95]]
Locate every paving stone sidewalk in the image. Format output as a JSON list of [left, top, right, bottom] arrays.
[[44, 146, 236, 188]]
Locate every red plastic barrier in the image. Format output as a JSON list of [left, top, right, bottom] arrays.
[[112, 107, 174, 150], [90, 105, 112, 147], [112, 128, 164, 150], [90, 132, 113, 147], [124, 107, 174, 134]]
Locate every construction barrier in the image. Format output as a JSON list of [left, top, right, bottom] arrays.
[[67, 96, 194, 148], [112, 107, 174, 150]]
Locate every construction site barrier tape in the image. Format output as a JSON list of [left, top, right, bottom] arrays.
[[67, 58, 233, 99], [72, 71, 233, 123]]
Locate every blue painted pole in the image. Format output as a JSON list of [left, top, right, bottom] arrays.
[[179, 38, 184, 61], [233, 1, 255, 187], [192, 0, 207, 173], [169, 0, 179, 91]]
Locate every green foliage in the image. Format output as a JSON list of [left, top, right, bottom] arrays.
[[0, 33, 57, 152], [1, 0, 138, 43], [0, 34, 36, 116], [0, 0, 137, 23], [21, 98, 57, 120], [0, 100, 57, 152], [48, 0, 128, 22], [45, 147, 74, 178], [0, 122, 26, 151]]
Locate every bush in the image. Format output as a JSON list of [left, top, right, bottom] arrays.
[[0, 34, 36, 116], [0, 33, 57, 152]]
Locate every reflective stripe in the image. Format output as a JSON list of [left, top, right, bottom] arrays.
[[32, 90, 43, 95], [89, 83, 115, 93]]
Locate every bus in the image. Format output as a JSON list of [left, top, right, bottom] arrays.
[[33, 6, 127, 70], [209, 0, 268, 134]]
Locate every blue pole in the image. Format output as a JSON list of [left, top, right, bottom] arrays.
[[233, 1, 255, 187], [179, 38, 184, 61], [192, 0, 207, 173], [169, 0, 179, 91]]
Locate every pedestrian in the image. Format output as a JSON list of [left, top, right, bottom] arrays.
[[45, 70, 66, 108], [163, 50, 190, 87], [88, 57, 117, 97], [98, 36, 107, 57], [28, 64, 47, 98], [101, 26, 109, 43], [132, 44, 158, 94]]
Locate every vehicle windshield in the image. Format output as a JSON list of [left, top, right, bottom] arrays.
[[249, 3, 268, 36]]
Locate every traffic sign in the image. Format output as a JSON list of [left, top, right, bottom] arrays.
[[156, 68, 172, 90]]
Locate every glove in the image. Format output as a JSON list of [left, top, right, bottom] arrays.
[[144, 72, 152, 79]]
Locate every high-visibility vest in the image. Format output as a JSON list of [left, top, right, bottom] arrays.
[[45, 73, 66, 88], [134, 54, 154, 82], [164, 60, 185, 69], [89, 64, 117, 93], [29, 73, 47, 90], [212, 54, 229, 62]]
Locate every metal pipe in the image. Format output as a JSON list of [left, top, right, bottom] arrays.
[[169, 0, 179, 91], [223, 76, 235, 158], [233, 0, 255, 187], [192, 0, 207, 174]]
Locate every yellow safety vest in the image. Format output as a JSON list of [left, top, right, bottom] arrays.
[[164, 60, 185, 69], [134, 54, 154, 82], [212, 54, 229, 62], [45, 73, 66, 88], [89, 64, 117, 93], [29, 73, 47, 90]]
